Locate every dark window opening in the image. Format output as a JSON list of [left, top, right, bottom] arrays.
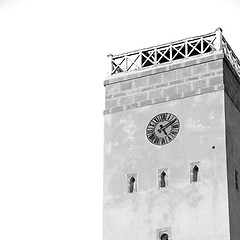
[[160, 171, 167, 188], [158, 169, 168, 189], [129, 177, 135, 193], [160, 233, 168, 240], [190, 163, 200, 183], [193, 165, 199, 182], [127, 174, 137, 193], [235, 169, 239, 191]]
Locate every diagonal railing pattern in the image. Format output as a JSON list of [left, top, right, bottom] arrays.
[[222, 36, 240, 77], [108, 28, 240, 79]]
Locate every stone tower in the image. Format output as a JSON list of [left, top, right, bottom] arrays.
[[103, 28, 240, 240]]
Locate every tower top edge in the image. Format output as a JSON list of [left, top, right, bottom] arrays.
[[106, 28, 240, 80], [109, 28, 222, 58]]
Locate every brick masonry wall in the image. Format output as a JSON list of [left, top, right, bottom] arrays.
[[104, 53, 225, 114]]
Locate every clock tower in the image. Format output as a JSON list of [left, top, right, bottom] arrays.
[[103, 28, 240, 240]]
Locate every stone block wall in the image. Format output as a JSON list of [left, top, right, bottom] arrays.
[[104, 53, 225, 115]]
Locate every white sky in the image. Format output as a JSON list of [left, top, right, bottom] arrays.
[[0, 0, 239, 239]]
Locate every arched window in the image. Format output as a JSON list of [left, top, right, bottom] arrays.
[[160, 233, 168, 240], [193, 165, 199, 182], [158, 168, 168, 189], [129, 177, 136, 193], [190, 162, 200, 183], [156, 228, 170, 240], [160, 171, 167, 188], [127, 174, 137, 193]]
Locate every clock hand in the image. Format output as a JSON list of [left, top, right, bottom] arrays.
[[158, 119, 177, 133], [163, 118, 177, 130], [159, 124, 168, 135], [162, 128, 167, 135]]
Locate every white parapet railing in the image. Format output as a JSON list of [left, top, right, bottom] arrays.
[[222, 36, 240, 77], [107, 28, 240, 78]]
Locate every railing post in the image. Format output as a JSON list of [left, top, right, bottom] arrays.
[[154, 48, 157, 65], [125, 55, 128, 72], [185, 40, 188, 57], [170, 44, 172, 61], [139, 51, 142, 68], [107, 54, 113, 76], [215, 27, 223, 51]]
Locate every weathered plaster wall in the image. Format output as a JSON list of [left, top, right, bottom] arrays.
[[224, 60, 240, 240], [103, 90, 229, 240]]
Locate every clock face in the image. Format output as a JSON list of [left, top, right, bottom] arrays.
[[146, 113, 180, 145]]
